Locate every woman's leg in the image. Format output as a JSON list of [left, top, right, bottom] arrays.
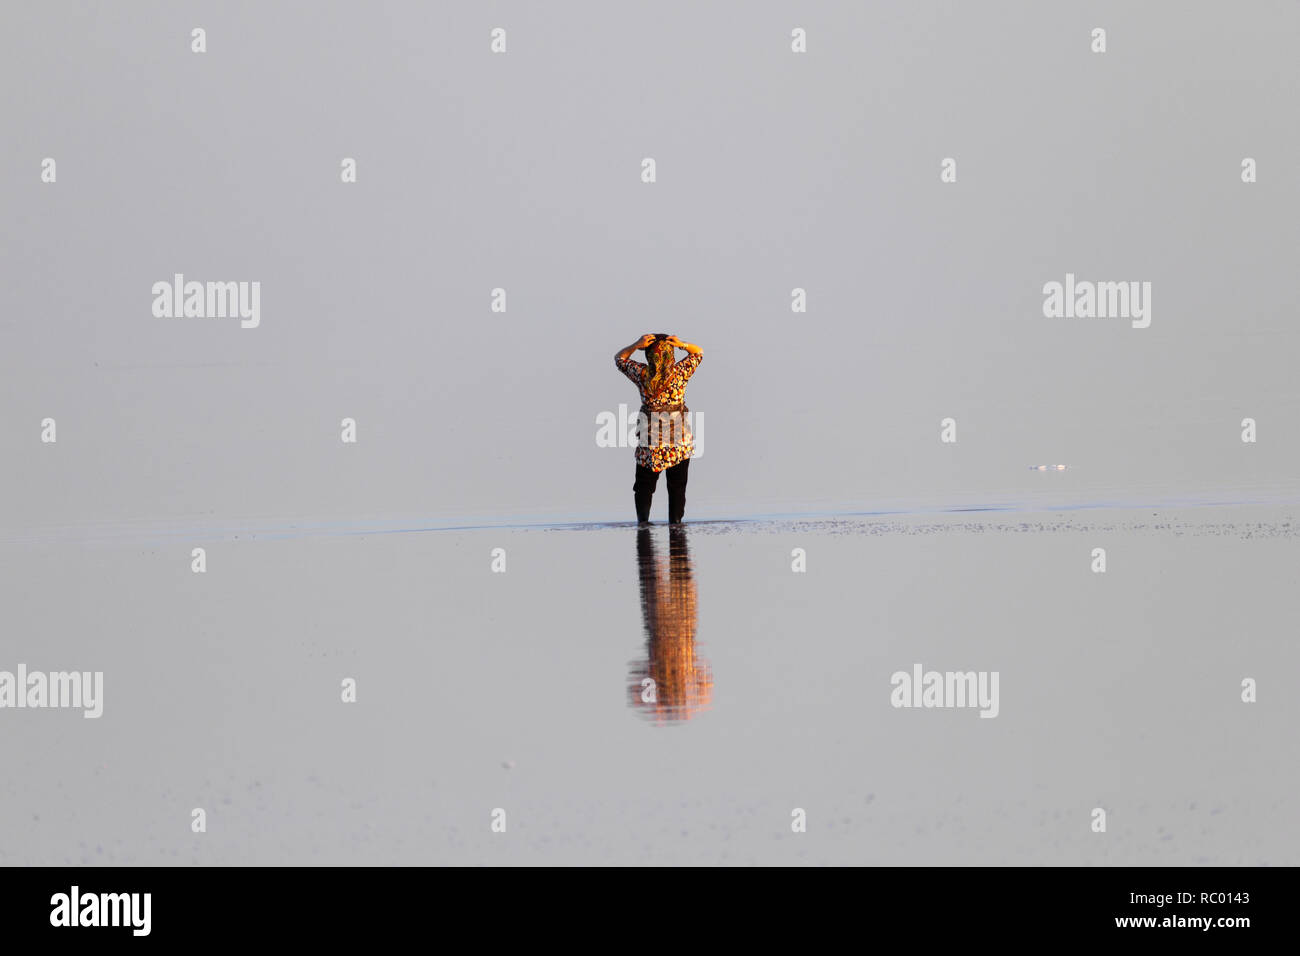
[[666, 458, 690, 524], [633, 463, 660, 522]]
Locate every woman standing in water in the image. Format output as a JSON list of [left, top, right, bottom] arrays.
[[614, 333, 703, 524]]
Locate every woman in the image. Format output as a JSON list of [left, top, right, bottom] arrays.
[[614, 333, 704, 524]]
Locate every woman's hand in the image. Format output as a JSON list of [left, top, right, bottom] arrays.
[[665, 336, 702, 356], [617, 335, 657, 362]]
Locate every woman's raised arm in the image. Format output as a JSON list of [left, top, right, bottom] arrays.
[[665, 335, 702, 357], [616, 333, 655, 362]]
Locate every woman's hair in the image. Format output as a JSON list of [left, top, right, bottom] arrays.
[[644, 334, 675, 400]]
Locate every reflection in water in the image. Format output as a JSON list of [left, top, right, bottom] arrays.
[[628, 527, 712, 723]]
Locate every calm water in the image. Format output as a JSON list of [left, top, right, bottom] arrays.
[[1, 502, 1296, 865]]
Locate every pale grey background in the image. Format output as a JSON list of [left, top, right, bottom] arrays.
[[2, 0, 1298, 528], [1, 1, 1297, 866]]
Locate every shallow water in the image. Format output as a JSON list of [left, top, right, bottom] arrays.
[[1, 502, 1296, 865]]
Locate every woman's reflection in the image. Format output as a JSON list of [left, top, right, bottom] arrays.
[[628, 526, 712, 723]]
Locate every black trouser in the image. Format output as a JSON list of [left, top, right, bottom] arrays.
[[634, 458, 689, 523]]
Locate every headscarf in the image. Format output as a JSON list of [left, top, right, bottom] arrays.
[[644, 334, 676, 400]]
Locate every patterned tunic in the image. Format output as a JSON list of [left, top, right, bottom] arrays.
[[616, 352, 702, 472]]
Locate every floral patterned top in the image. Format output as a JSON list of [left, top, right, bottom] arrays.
[[616, 352, 702, 472]]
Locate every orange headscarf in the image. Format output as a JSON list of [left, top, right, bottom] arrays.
[[644, 335, 676, 400]]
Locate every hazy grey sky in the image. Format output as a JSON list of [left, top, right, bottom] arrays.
[[3, 0, 1297, 529]]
